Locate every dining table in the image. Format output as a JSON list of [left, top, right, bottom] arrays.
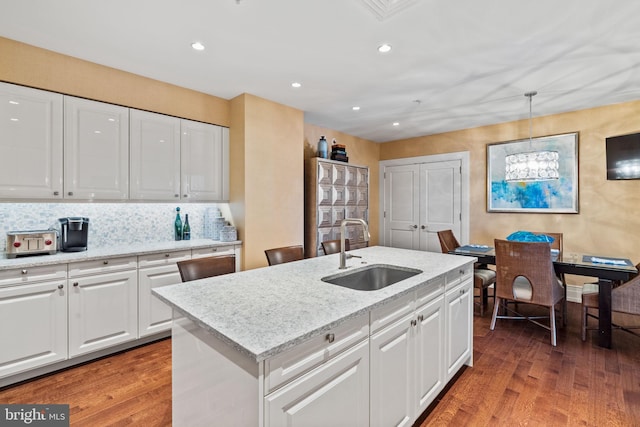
[[450, 244, 638, 348]]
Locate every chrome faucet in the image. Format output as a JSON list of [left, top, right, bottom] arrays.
[[339, 218, 370, 269]]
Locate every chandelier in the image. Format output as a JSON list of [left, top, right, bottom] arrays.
[[505, 92, 560, 182]]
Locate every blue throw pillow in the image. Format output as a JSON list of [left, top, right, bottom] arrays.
[[506, 231, 555, 243]]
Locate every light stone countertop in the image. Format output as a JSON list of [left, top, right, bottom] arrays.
[[153, 246, 476, 363], [0, 239, 241, 270]]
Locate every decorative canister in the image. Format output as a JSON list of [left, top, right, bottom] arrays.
[[204, 207, 223, 238], [219, 225, 237, 242], [211, 217, 227, 240]]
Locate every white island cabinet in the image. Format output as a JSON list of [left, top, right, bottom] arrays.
[[154, 246, 475, 427]]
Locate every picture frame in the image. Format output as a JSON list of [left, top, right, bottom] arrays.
[[487, 132, 579, 213]]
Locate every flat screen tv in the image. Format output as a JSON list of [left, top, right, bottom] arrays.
[[606, 132, 640, 180]]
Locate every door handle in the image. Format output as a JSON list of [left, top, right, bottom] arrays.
[[412, 225, 418, 229], [421, 225, 427, 230]]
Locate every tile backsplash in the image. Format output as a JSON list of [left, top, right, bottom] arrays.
[[0, 203, 234, 252]]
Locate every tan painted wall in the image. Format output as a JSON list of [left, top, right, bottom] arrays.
[[303, 124, 381, 245], [231, 94, 305, 270], [0, 37, 229, 125], [380, 101, 640, 283]]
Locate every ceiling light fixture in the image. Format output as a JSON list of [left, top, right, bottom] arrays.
[[291, 82, 301, 88], [377, 43, 392, 53], [352, 106, 360, 111], [393, 122, 400, 126], [505, 91, 560, 182], [191, 42, 205, 51]]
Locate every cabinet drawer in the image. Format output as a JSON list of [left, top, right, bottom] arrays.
[[138, 250, 191, 268], [0, 264, 67, 288], [416, 274, 445, 308], [369, 291, 414, 334], [265, 313, 369, 393], [191, 246, 235, 258], [68, 256, 137, 278], [445, 264, 473, 287]]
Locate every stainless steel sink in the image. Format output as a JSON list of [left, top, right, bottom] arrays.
[[321, 264, 422, 291]]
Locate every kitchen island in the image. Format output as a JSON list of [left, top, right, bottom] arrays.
[[153, 246, 476, 427]]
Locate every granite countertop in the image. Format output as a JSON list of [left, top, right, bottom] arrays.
[[153, 246, 476, 363], [0, 239, 242, 270]]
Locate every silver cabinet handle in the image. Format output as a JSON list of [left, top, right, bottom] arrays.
[[412, 225, 418, 229], [53, 191, 60, 196], [103, 260, 109, 265], [68, 191, 74, 196], [21, 269, 27, 275], [411, 319, 417, 327], [58, 284, 64, 289], [73, 282, 79, 287], [417, 314, 424, 322], [174, 194, 180, 198], [165, 253, 170, 258], [421, 225, 426, 230], [326, 333, 335, 343]]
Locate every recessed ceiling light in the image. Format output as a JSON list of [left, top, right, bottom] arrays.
[[291, 82, 302, 88], [378, 43, 392, 53], [352, 106, 360, 111], [191, 42, 205, 51], [393, 122, 400, 126]]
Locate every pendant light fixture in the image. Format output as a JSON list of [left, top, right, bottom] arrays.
[[505, 91, 560, 182]]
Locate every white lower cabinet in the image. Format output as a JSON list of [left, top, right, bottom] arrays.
[[265, 340, 370, 427], [369, 278, 445, 427], [445, 277, 473, 381], [0, 276, 68, 378], [138, 250, 191, 337], [68, 257, 138, 357]]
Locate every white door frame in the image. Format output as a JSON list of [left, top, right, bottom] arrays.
[[379, 151, 470, 247]]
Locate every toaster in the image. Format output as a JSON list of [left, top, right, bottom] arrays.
[[6, 230, 58, 258]]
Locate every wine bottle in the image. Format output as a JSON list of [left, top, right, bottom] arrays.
[[174, 207, 182, 241], [183, 214, 191, 240]]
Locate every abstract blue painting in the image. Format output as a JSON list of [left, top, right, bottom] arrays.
[[487, 133, 579, 213]]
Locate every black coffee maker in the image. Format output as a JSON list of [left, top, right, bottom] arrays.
[[59, 217, 89, 252]]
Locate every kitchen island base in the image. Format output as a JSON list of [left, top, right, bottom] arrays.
[[157, 247, 475, 427]]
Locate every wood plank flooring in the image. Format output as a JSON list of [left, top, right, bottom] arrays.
[[1, 302, 639, 426]]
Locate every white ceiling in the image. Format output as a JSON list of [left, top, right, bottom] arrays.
[[2, 0, 640, 142]]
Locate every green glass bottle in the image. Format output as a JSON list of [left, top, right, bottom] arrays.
[[174, 207, 182, 241], [183, 214, 191, 240]]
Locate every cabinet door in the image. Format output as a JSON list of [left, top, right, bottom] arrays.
[[415, 294, 445, 415], [180, 120, 229, 201], [0, 280, 67, 378], [138, 263, 182, 337], [130, 109, 181, 200], [265, 340, 369, 427], [68, 269, 137, 357], [370, 313, 415, 427], [64, 96, 129, 200], [445, 279, 473, 380], [0, 83, 63, 199]]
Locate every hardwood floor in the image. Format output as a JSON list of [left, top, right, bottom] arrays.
[[1, 303, 639, 426], [0, 338, 172, 426]]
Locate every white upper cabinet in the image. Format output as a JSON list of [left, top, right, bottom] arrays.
[[130, 110, 181, 200], [0, 82, 63, 199], [180, 119, 229, 201], [64, 96, 129, 200]]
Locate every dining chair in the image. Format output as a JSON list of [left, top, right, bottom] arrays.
[[177, 255, 236, 282], [530, 231, 567, 325], [437, 230, 496, 316], [490, 239, 565, 346], [264, 245, 304, 266], [321, 239, 350, 255], [581, 265, 640, 341]]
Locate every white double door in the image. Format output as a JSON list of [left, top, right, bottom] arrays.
[[383, 159, 462, 252]]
